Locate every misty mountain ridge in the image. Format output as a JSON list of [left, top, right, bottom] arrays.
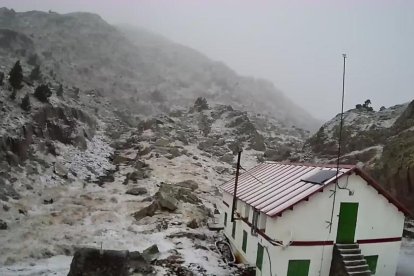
[[0, 7, 319, 130], [302, 100, 414, 213]]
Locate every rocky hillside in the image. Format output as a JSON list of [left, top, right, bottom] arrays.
[[0, 50, 310, 274], [0, 7, 319, 130], [302, 101, 414, 214]]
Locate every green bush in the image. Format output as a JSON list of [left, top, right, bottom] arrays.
[[34, 84, 52, 102], [21, 94, 30, 111], [8, 60, 23, 90]]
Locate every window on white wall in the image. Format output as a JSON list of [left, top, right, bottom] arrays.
[[237, 200, 244, 215], [251, 209, 259, 236], [244, 204, 250, 220], [258, 213, 267, 231]]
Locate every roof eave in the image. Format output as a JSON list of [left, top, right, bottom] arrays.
[[353, 167, 413, 218], [269, 167, 412, 218]]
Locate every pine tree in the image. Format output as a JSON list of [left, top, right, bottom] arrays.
[[34, 84, 52, 102], [29, 65, 41, 81], [9, 60, 23, 90], [194, 97, 209, 111], [21, 94, 31, 111]]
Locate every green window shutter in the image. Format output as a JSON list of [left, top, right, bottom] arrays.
[[224, 212, 227, 226], [256, 243, 264, 270], [365, 255, 378, 274], [287, 260, 310, 276], [232, 222, 236, 238], [242, 230, 248, 252]]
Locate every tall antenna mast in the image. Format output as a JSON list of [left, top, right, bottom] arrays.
[[328, 53, 347, 233], [335, 53, 347, 175]]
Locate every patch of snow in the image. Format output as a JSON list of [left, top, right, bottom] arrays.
[[59, 132, 115, 181], [0, 255, 72, 276]]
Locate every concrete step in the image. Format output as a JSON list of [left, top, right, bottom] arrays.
[[341, 254, 364, 261], [347, 271, 371, 276], [346, 264, 370, 272], [339, 248, 361, 255], [343, 260, 367, 266], [336, 243, 359, 249]]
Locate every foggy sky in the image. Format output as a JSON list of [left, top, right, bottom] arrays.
[[2, 0, 414, 120]]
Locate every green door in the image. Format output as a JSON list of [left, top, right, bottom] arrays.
[[287, 260, 310, 276], [256, 243, 264, 270], [242, 230, 248, 252], [336, 202, 359, 243]]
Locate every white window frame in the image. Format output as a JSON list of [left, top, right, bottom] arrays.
[[244, 204, 250, 220], [258, 212, 267, 231]]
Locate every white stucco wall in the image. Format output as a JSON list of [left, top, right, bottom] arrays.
[[359, 242, 401, 276], [221, 172, 406, 276]]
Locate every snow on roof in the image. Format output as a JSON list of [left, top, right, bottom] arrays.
[[221, 162, 411, 217]]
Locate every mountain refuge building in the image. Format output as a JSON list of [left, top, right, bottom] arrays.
[[220, 162, 410, 276]]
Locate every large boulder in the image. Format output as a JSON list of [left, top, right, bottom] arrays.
[[186, 219, 199, 229], [197, 138, 216, 151], [54, 162, 68, 178], [158, 183, 201, 205], [0, 177, 20, 201], [142, 244, 160, 261], [168, 147, 182, 158], [176, 188, 201, 204], [126, 187, 148, 196], [129, 251, 153, 274], [132, 201, 159, 221], [154, 138, 171, 147], [128, 170, 149, 182], [68, 248, 153, 276], [113, 154, 134, 165], [220, 154, 234, 164], [68, 248, 129, 276], [157, 191, 178, 211], [0, 219, 7, 230], [175, 180, 198, 191], [133, 160, 148, 170]]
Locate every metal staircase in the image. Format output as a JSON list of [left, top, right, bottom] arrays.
[[335, 244, 372, 275]]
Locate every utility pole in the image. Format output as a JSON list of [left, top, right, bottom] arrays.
[[231, 150, 242, 222]]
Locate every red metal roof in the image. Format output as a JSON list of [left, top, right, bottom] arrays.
[[221, 162, 411, 217]]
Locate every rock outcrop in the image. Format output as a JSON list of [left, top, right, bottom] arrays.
[[68, 248, 153, 276], [303, 100, 414, 213]]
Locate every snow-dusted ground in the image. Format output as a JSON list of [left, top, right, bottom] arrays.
[[0, 255, 72, 276], [0, 126, 261, 275]]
